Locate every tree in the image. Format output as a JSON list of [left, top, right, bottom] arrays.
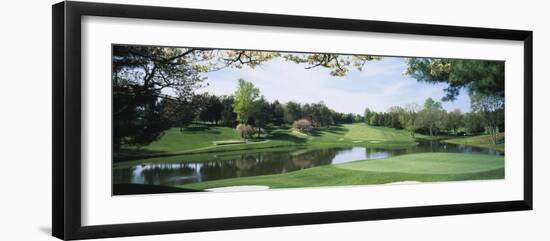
[[197, 93, 223, 124], [251, 96, 271, 137], [111, 46, 282, 148], [369, 112, 379, 126], [463, 112, 485, 134], [398, 103, 421, 137], [446, 109, 464, 134], [343, 113, 355, 124], [419, 98, 444, 137], [114, 85, 171, 151], [387, 106, 404, 129], [293, 119, 314, 133], [270, 100, 286, 125], [353, 114, 364, 123], [405, 58, 504, 101], [112, 46, 204, 149], [284, 54, 382, 76], [309, 102, 333, 127], [376, 113, 385, 126], [159, 94, 199, 132], [471, 94, 504, 144], [112, 45, 382, 149], [284, 101, 302, 124], [219, 95, 237, 126], [232, 79, 260, 123], [236, 124, 255, 140], [331, 110, 344, 125], [364, 108, 373, 124], [302, 104, 314, 124]]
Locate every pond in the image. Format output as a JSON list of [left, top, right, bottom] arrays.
[[113, 140, 503, 187]]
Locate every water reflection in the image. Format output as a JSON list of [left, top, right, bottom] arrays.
[[113, 140, 503, 187]]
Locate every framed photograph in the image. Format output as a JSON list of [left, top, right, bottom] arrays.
[[52, 1, 533, 240]]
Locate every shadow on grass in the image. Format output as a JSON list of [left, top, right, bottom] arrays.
[[307, 125, 348, 137], [183, 125, 211, 131], [180, 125, 223, 134], [322, 125, 348, 134], [271, 132, 308, 144], [114, 148, 169, 163]]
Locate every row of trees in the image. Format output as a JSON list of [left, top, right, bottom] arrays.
[[364, 96, 504, 143], [112, 46, 381, 150], [232, 79, 368, 137], [112, 45, 505, 149], [404, 58, 504, 144], [159, 78, 364, 139]]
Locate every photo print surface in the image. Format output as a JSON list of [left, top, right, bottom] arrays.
[[112, 45, 505, 195]]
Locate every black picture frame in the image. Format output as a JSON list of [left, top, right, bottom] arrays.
[[52, 1, 533, 240]]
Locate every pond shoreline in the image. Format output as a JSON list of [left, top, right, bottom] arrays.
[[113, 140, 503, 189]]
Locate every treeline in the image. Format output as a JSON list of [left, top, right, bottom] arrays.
[[364, 96, 504, 141], [159, 79, 363, 136]]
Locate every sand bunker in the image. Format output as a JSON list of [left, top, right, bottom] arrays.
[[385, 181, 422, 185], [206, 185, 270, 192]]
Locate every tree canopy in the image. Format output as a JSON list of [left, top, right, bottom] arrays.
[[112, 45, 381, 148], [405, 58, 504, 101], [419, 98, 445, 137], [232, 79, 260, 123], [471, 94, 504, 144], [112, 45, 505, 149]]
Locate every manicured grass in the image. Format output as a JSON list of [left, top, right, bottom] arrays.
[[116, 123, 419, 161], [344, 124, 412, 142], [180, 152, 504, 190], [116, 125, 298, 160], [130, 125, 241, 152], [442, 133, 504, 152], [336, 153, 503, 174], [342, 124, 419, 146], [275, 124, 419, 149]]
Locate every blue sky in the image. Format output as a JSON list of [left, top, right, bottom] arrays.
[[197, 56, 471, 115]]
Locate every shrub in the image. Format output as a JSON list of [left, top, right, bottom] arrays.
[[293, 118, 313, 133], [236, 124, 255, 139]]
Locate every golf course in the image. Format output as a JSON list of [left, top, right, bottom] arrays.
[[113, 123, 505, 192], [112, 45, 506, 194], [116, 123, 421, 160]]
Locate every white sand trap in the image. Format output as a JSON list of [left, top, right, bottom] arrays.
[[385, 181, 422, 185], [206, 185, 270, 192]]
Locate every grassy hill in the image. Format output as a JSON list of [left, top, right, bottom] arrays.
[[116, 123, 419, 160], [442, 133, 504, 152], [180, 152, 504, 190], [344, 124, 415, 144]]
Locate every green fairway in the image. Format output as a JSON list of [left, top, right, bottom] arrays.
[[111, 45, 507, 195], [343, 124, 418, 145], [336, 153, 503, 174], [128, 125, 241, 152], [116, 125, 298, 159], [116, 123, 419, 160], [179, 152, 504, 190], [442, 133, 504, 152]]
